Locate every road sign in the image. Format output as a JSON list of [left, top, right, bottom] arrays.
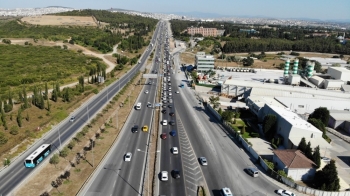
[[154, 103, 162, 107]]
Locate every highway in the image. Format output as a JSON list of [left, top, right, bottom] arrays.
[[170, 48, 279, 195], [79, 21, 167, 196], [0, 21, 163, 196]]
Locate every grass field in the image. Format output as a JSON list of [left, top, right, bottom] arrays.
[[21, 15, 97, 26]]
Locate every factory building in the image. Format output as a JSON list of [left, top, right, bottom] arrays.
[[195, 52, 215, 72], [327, 67, 350, 82], [259, 104, 331, 150], [328, 110, 350, 133]]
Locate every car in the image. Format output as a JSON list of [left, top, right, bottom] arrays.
[[162, 100, 167, 103], [142, 125, 148, 132], [169, 120, 175, 125], [172, 147, 179, 154], [175, 91, 179, 94], [171, 170, 181, 179], [148, 81, 152, 85], [199, 157, 208, 165], [161, 109, 167, 114], [131, 125, 139, 133], [169, 112, 175, 116], [162, 105, 167, 108], [277, 189, 296, 196], [69, 116, 75, 122], [161, 171, 168, 181], [162, 120, 168, 125], [145, 90, 149, 94], [170, 130, 176, 136], [161, 133, 167, 139], [220, 187, 233, 196], [168, 105, 173, 108], [246, 167, 259, 177], [124, 152, 132, 162], [168, 87, 172, 90], [147, 102, 152, 108], [168, 92, 172, 96]]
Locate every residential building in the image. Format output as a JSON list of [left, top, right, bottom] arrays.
[[273, 149, 316, 181], [187, 27, 218, 37], [195, 52, 215, 72], [259, 104, 331, 150]]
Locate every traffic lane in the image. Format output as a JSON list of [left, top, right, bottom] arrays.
[[178, 89, 277, 194]]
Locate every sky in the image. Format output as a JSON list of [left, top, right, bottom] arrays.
[[2, 0, 350, 21]]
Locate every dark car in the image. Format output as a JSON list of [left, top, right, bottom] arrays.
[[168, 105, 173, 108], [169, 112, 175, 116], [161, 109, 167, 114], [132, 125, 139, 133], [170, 130, 176, 136], [169, 121, 175, 126], [161, 133, 167, 139], [171, 170, 181, 179]]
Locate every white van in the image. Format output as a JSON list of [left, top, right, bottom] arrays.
[[135, 102, 142, 110]]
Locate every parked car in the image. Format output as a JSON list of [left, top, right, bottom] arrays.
[[124, 152, 132, 162], [277, 189, 296, 196], [199, 157, 208, 165]]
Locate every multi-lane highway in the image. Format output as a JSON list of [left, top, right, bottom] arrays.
[[79, 21, 167, 196], [0, 21, 163, 196]]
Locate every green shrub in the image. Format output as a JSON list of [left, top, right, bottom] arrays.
[[0, 132, 8, 145], [10, 126, 19, 135], [59, 147, 69, 158]]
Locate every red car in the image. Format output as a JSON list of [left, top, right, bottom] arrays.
[[161, 133, 167, 139]]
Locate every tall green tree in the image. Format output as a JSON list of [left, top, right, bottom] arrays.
[[23, 87, 29, 109], [17, 109, 22, 127], [308, 118, 326, 135], [309, 107, 330, 126], [262, 114, 277, 140], [314, 160, 340, 191], [298, 137, 307, 152], [312, 146, 321, 169], [305, 141, 313, 160], [44, 82, 49, 100]]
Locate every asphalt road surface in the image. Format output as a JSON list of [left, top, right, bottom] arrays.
[[0, 21, 163, 196]]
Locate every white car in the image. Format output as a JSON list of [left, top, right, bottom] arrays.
[[147, 102, 152, 108], [168, 92, 172, 96], [199, 157, 208, 165], [175, 91, 179, 94], [162, 120, 168, 125], [69, 116, 75, 122], [172, 147, 179, 154], [145, 90, 149, 94], [277, 189, 296, 196], [124, 152, 132, 162], [161, 171, 168, 181]]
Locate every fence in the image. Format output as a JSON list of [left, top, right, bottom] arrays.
[[206, 103, 350, 196]]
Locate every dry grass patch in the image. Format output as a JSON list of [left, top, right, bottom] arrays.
[[180, 52, 195, 65], [21, 15, 97, 26]]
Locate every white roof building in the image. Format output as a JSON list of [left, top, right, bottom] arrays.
[[327, 67, 350, 81], [260, 104, 331, 150]]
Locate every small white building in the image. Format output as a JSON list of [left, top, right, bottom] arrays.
[[327, 67, 350, 81], [328, 110, 350, 133], [323, 79, 344, 90], [259, 104, 330, 150], [308, 75, 324, 88], [273, 149, 316, 181]]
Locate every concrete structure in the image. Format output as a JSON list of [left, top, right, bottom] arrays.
[[323, 79, 344, 90], [292, 59, 299, 75], [328, 110, 350, 133], [221, 79, 350, 100], [327, 67, 350, 81], [288, 74, 301, 85], [195, 52, 215, 72], [283, 59, 290, 77], [187, 27, 217, 37], [273, 149, 316, 181], [341, 85, 350, 92], [248, 138, 274, 160], [308, 75, 324, 88], [246, 96, 286, 117], [259, 104, 330, 150]]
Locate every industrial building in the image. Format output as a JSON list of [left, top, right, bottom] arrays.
[[259, 104, 331, 150], [328, 110, 350, 133], [327, 67, 350, 81], [195, 52, 215, 72], [187, 27, 218, 37], [304, 57, 347, 69]]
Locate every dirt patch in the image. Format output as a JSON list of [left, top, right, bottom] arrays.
[[179, 52, 195, 65], [15, 72, 145, 196], [21, 15, 97, 26]]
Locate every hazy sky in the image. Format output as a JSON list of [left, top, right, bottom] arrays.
[[2, 0, 350, 21]]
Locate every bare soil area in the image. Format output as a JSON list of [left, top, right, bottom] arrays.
[[21, 15, 97, 26]]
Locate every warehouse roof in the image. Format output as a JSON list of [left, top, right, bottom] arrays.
[[329, 110, 350, 121], [328, 67, 350, 73]]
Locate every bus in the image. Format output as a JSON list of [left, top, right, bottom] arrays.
[[24, 144, 52, 168], [136, 102, 142, 110]]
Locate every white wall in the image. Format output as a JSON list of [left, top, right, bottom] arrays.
[[287, 168, 316, 181]]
